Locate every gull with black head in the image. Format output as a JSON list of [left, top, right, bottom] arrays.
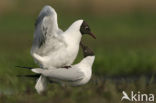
[[19, 42, 95, 94], [31, 5, 96, 69]]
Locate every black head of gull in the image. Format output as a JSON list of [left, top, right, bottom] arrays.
[[80, 42, 95, 57], [80, 21, 96, 39]]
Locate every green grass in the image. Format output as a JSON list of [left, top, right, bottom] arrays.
[[0, 76, 156, 103]]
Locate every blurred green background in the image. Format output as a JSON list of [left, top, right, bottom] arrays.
[[0, 0, 156, 103]]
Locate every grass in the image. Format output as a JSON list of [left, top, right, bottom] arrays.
[[0, 76, 156, 103]]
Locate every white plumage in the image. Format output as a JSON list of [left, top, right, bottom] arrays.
[[32, 56, 95, 94], [27, 5, 96, 94], [31, 6, 84, 93], [31, 5, 83, 68]]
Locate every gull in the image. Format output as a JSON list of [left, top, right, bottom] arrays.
[[31, 5, 96, 69], [18, 43, 95, 94]]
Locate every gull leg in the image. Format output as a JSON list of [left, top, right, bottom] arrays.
[[62, 66, 71, 69]]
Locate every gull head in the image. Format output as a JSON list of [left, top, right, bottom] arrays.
[[80, 21, 96, 39], [80, 42, 95, 57]]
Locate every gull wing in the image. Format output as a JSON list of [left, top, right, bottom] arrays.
[[32, 68, 84, 82], [32, 5, 63, 52], [35, 75, 48, 94]]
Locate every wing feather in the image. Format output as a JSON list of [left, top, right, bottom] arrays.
[[32, 5, 62, 51], [32, 68, 84, 82]]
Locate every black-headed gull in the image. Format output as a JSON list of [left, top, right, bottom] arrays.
[[31, 5, 96, 69], [18, 43, 95, 94]]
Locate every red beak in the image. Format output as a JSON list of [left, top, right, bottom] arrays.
[[89, 32, 96, 39]]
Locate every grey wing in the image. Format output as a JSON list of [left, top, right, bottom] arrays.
[[37, 68, 84, 82], [31, 5, 63, 52]]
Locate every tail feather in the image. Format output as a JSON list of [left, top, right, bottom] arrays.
[[32, 68, 43, 74]]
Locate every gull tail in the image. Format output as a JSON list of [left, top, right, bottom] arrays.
[[31, 68, 43, 74], [32, 53, 46, 65]]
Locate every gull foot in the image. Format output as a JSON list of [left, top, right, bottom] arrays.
[[62, 66, 71, 69]]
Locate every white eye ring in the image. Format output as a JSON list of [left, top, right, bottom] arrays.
[[85, 26, 89, 30]]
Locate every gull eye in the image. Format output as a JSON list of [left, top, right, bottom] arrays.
[[85, 26, 89, 31]]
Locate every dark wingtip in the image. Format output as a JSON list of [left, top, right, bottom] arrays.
[[16, 74, 41, 78], [15, 66, 33, 70]]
